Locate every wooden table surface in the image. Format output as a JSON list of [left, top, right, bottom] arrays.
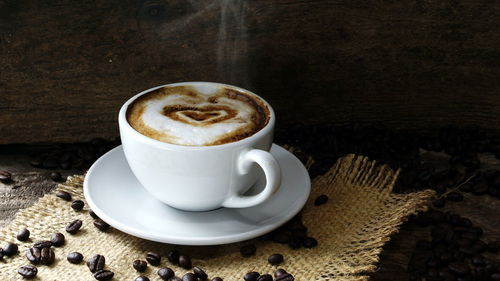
[[1, 145, 500, 280]]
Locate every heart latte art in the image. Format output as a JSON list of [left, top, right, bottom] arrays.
[[126, 85, 270, 146]]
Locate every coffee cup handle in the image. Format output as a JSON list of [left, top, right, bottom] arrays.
[[222, 149, 281, 208]]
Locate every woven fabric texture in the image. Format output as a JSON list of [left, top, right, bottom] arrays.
[[0, 154, 434, 280]]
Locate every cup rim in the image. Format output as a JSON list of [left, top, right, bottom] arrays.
[[118, 81, 276, 151]]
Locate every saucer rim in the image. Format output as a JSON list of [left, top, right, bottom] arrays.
[[83, 144, 311, 245]]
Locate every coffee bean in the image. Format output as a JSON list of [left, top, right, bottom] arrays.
[[26, 247, 41, 264], [93, 219, 110, 231], [133, 260, 148, 272], [42, 159, 59, 169], [448, 261, 470, 276], [56, 191, 72, 201], [50, 172, 62, 182], [314, 194, 328, 205], [158, 267, 174, 280], [183, 273, 197, 281], [492, 273, 500, 281], [288, 236, 303, 249], [33, 240, 52, 249], [17, 228, 30, 241], [274, 269, 287, 278], [71, 200, 85, 211], [94, 269, 114, 280], [66, 219, 83, 234], [244, 271, 260, 281], [60, 161, 72, 170], [256, 274, 273, 281], [272, 231, 290, 244], [275, 273, 294, 281], [146, 252, 161, 266], [0, 248, 4, 260], [268, 253, 284, 265], [446, 191, 464, 202], [51, 233, 65, 247], [89, 209, 99, 219], [170, 278, 183, 281], [40, 247, 55, 265], [487, 241, 500, 253], [3, 242, 18, 256], [0, 170, 12, 183], [87, 254, 106, 273], [303, 237, 318, 248], [30, 159, 42, 168], [135, 276, 150, 281], [167, 249, 180, 264], [240, 244, 256, 257], [193, 266, 208, 280], [473, 183, 488, 195], [212, 278, 223, 281], [179, 255, 192, 269], [432, 198, 445, 208], [18, 265, 37, 279], [67, 252, 84, 264]]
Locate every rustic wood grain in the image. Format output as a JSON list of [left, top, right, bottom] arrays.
[[1, 0, 500, 144]]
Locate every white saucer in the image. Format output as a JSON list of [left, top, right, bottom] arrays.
[[83, 144, 310, 246]]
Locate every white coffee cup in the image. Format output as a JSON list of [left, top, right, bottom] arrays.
[[118, 82, 281, 211]]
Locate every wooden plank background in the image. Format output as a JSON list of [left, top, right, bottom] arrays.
[[1, 0, 499, 144]]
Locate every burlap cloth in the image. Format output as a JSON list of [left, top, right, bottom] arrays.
[[0, 154, 434, 280]]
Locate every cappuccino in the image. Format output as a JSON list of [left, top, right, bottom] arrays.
[[126, 84, 270, 146]]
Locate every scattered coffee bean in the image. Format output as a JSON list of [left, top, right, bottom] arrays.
[[94, 269, 114, 280], [0, 248, 4, 260], [51, 232, 65, 247], [183, 272, 198, 281], [0, 170, 12, 183], [158, 267, 174, 280], [170, 277, 183, 281], [193, 266, 208, 280], [71, 200, 85, 211], [26, 247, 41, 264], [50, 172, 62, 182], [30, 159, 42, 168], [67, 252, 84, 264], [89, 209, 99, 219], [17, 228, 30, 241], [256, 274, 273, 281], [448, 261, 470, 276], [135, 276, 150, 281], [275, 273, 294, 281], [133, 260, 148, 272], [3, 242, 18, 256], [18, 265, 37, 279], [487, 241, 500, 253], [240, 244, 257, 257], [244, 271, 260, 281], [303, 237, 318, 248], [268, 253, 284, 265], [40, 247, 55, 265], [314, 194, 328, 205], [274, 269, 288, 278], [446, 191, 464, 202], [56, 190, 72, 201], [87, 254, 106, 273], [179, 255, 192, 269], [66, 219, 83, 234], [33, 240, 52, 249], [166, 249, 180, 264], [146, 251, 161, 266], [93, 219, 110, 231], [212, 278, 223, 281]]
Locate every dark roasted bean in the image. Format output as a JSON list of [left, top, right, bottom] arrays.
[[146, 252, 161, 266], [30, 159, 42, 168], [446, 191, 464, 202], [193, 266, 208, 280], [314, 194, 328, 205], [3, 242, 18, 256], [303, 237, 318, 248], [157, 267, 174, 280], [487, 241, 500, 253], [87, 254, 106, 273], [183, 273, 197, 281], [93, 219, 110, 231], [0, 170, 12, 182], [268, 253, 284, 265], [56, 191, 72, 201], [179, 255, 192, 269], [133, 260, 148, 272], [51, 233, 65, 247], [272, 231, 290, 244], [60, 161, 72, 170], [256, 274, 273, 281], [42, 159, 58, 169], [17, 228, 30, 241], [212, 278, 223, 281], [18, 265, 37, 279], [432, 198, 445, 208], [40, 247, 55, 265], [472, 183, 488, 195], [89, 209, 99, 219], [240, 244, 256, 257], [274, 269, 287, 278], [71, 200, 85, 211], [244, 271, 260, 281], [288, 236, 302, 249], [66, 219, 83, 234], [275, 273, 294, 281], [166, 249, 179, 264], [448, 262, 470, 276], [67, 252, 84, 264], [492, 273, 500, 281], [25, 247, 41, 264], [170, 278, 183, 281], [50, 172, 62, 182], [33, 240, 52, 249], [94, 269, 114, 280], [135, 276, 150, 281]]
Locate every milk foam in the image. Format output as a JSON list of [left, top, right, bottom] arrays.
[[127, 85, 269, 146]]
